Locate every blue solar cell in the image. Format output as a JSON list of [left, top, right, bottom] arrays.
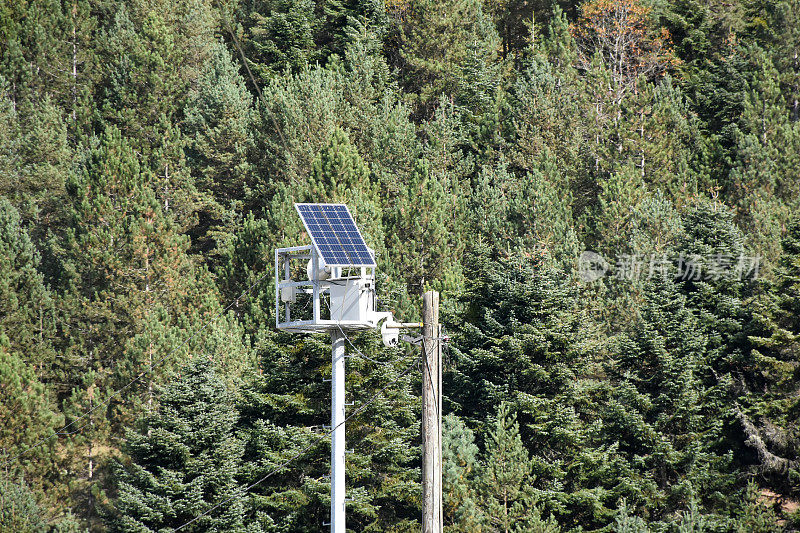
[[295, 203, 376, 267]]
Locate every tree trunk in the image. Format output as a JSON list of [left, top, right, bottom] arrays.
[[72, 1, 78, 123]]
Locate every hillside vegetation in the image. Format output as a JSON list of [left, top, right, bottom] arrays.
[[0, 0, 799, 530]]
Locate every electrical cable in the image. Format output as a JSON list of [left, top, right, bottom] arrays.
[[174, 352, 420, 531], [324, 275, 435, 418], [337, 322, 396, 366], [1, 269, 273, 468]]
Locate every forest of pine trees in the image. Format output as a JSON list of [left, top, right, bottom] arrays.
[[0, 0, 798, 530]]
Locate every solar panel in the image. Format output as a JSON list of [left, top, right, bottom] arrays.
[[295, 203, 376, 267]]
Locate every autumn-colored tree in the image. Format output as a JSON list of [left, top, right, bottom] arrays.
[[572, 0, 680, 109]]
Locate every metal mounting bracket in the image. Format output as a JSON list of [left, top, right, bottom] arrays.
[[401, 334, 423, 346]]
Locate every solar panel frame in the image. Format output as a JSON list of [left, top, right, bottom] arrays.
[[295, 203, 377, 267]]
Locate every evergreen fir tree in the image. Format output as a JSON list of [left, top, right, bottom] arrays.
[[469, 159, 578, 265], [0, 80, 71, 232], [447, 245, 587, 429], [9, 95, 70, 218], [743, 216, 800, 503], [603, 268, 747, 526], [0, 79, 21, 194], [510, 19, 585, 187], [676, 203, 751, 391], [443, 413, 485, 531], [237, 331, 420, 531], [107, 357, 256, 533], [453, 6, 505, 141], [184, 38, 254, 193], [317, 0, 387, 62], [770, 216, 800, 357], [733, 482, 783, 533], [612, 499, 649, 533], [592, 163, 647, 255], [236, 0, 319, 82], [447, 245, 616, 527], [215, 213, 275, 358], [0, 473, 47, 532]]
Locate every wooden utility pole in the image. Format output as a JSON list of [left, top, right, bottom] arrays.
[[422, 291, 442, 533]]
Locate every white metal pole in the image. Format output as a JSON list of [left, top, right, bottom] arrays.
[[330, 329, 346, 533], [313, 251, 320, 322]]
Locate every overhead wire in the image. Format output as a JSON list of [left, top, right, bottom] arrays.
[[1, 269, 273, 468], [337, 321, 397, 366], [324, 277, 437, 419]]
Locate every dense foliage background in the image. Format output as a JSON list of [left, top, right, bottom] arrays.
[[0, 0, 798, 530]]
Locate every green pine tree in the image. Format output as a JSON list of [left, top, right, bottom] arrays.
[[0, 338, 63, 502], [728, 49, 800, 270], [184, 38, 255, 256], [469, 158, 578, 264], [385, 158, 458, 297], [0, 197, 57, 375], [479, 402, 558, 533], [400, 0, 503, 116]]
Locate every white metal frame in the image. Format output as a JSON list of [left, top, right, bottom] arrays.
[[275, 245, 377, 333]]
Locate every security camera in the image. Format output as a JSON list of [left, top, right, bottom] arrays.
[[381, 320, 399, 348]]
